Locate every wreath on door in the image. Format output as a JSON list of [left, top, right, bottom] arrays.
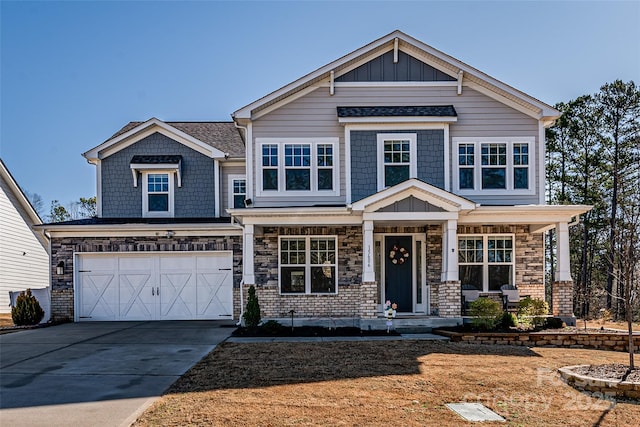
[[389, 243, 410, 265]]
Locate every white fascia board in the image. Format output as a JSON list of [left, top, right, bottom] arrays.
[[232, 32, 404, 120], [251, 86, 320, 121], [233, 29, 559, 126], [40, 223, 243, 238], [459, 205, 592, 224], [0, 160, 43, 226], [363, 212, 458, 221], [338, 116, 457, 124], [351, 178, 476, 212], [84, 118, 225, 161], [465, 81, 543, 120], [397, 31, 560, 117]]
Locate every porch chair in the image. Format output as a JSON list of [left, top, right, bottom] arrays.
[[500, 284, 520, 312], [461, 284, 480, 315]]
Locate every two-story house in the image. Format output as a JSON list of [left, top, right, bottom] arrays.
[[41, 31, 589, 327]]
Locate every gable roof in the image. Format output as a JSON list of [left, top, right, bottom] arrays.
[[232, 30, 560, 124], [0, 158, 48, 248], [351, 178, 477, 213], [83, 118, 245, 163]]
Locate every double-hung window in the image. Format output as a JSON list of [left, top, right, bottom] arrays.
[[257, 138, 338, 196], [228, 175, 246, 209], [458, 235, 514, 292], [279, 236, 337, 294], [142, 171, 174, 217], [377, 133, 417, 190], [453, 137, 534, 194]]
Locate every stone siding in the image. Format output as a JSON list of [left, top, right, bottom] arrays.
[[242, 284, 363, 318], [438, 330, 640, 353], [251, 226, 363, 318], [50, 235, 242, 321], [552, 280, 574, 317], [458, 224, 545, 293], [438, 280, 461, 317]]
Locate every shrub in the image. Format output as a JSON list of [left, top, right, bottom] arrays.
[[498, 311, 518, 329], [517, 297, 549, 328], [11, 289, 44, 326], [469, 297, 502, 330], [544, 317, 566, 329], [243, 285, 261, 328], [260, 320, 284, 335]]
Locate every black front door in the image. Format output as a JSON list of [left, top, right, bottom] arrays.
[[385, 236, 413, 312]]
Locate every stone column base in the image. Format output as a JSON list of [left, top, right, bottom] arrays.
[[438, 280, 461, 318], [552, 280, 574, 319], [360, 282, 378, 319]]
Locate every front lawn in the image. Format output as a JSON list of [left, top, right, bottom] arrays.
[[134, 341, 639, 426]]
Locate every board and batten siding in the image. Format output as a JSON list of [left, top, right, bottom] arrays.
[[0, 174, 49, 313], [252, 84, 541, 206]]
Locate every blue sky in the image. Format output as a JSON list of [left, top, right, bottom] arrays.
[[1, 0, 639, 216]]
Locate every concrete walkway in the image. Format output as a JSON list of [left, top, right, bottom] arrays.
[[226, 332, 449, 343], [0, 321, 234, 427]]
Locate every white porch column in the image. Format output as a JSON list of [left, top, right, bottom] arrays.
[[243, 224, 255, 285], [555, 222, 571, 282], [362, 220, 375, 282], [441, 219, 458, 282]]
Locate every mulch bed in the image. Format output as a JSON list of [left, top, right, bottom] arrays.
[[572, 364, 640, 383], [232, 325, 400, 337]]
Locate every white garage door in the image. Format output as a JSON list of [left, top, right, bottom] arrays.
[[76, 252, 233, 321]]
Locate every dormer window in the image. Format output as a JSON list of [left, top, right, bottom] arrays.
[[130, 155, 181, 218]]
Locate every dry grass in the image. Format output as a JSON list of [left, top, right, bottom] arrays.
[[134, 341, 639, 426], [579, 318, 639, 331], [0, 313, 14, 328]]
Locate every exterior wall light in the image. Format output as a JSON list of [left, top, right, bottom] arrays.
[[56, 261, 64, 275]]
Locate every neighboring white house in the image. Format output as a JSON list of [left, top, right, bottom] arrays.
[[0, 158, 50, 313]]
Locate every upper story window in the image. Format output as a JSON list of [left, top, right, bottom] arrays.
[[228, 175, 246, 209], [458, 235, 514, 292], [279, 236, 337, 294], [453, 137, 535, 195], [142, 171, 174, 217], [377, 133, 417, 190], [257, 138, 339, 196]]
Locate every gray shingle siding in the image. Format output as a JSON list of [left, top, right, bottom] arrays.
[[350, 129, 444, 202], [101, 132, 216, 218]]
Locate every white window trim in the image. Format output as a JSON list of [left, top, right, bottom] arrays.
[[458, 234, 515, 293], [376, 133, 418, 191], [228, 174, 246, 210], [278, 235, 338, 295], [255, 137, 340, 197], [142, 171, 175, 218], [452, 137, 535, 196]]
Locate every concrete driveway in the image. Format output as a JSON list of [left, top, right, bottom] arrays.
[[0, 321, 234, 427]]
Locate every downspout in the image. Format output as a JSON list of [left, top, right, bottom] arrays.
[[233, 120, 249, 326], [44, 229, 53, 321]]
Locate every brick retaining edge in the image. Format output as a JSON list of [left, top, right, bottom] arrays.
[[433, 330, 640, 352], [558, 365, 640, 400]]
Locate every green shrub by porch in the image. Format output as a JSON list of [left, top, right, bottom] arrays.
[[517, 297, 549, 328], [11, 289, 44, 326], [243, 285, 261, 328], [469, 297, 502, 330]]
